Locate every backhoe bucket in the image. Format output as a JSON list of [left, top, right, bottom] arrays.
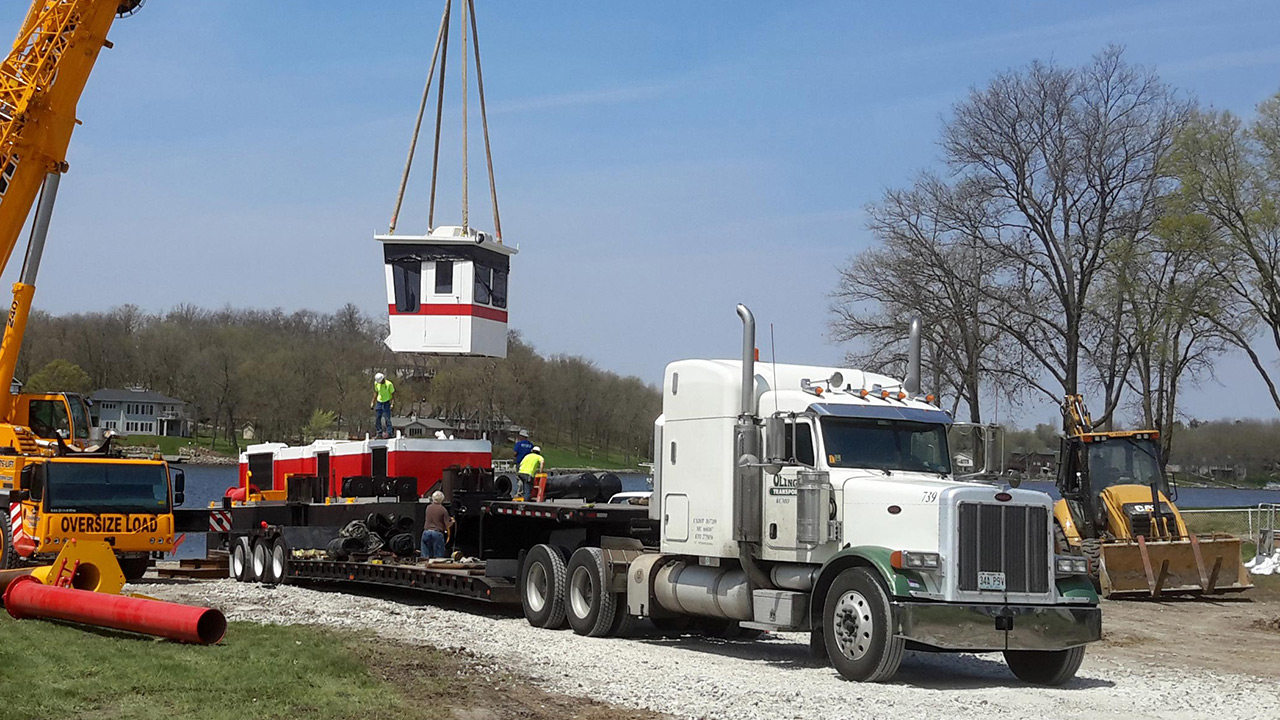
[[1099, 534, 1252, 599]]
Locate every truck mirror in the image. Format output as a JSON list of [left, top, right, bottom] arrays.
[[18, 464, 32, 491], [173, 468, 186, 495], [174, 491, 185, 507], [764, 416, 786, 464], [20, 464, 44, 501]]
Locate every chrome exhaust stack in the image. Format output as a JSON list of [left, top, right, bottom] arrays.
[[904, 317, 922, 395]]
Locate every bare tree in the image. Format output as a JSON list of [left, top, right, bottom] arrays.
[[941, 47, 1188, 426]]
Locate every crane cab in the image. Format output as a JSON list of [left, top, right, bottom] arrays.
[[11, 392, 94, 448], [375, 226, 516, 358]]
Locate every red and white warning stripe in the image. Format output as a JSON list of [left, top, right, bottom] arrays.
[[209, 510, 233, 533], [9, 502, 24, 544]]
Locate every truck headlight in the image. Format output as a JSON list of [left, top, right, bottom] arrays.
[[1055, 555, 1089, 576], [892, 550, 941, 570]]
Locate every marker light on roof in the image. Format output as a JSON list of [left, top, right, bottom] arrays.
[[881, 390, 890, 399], [859, 389, 869, 398]]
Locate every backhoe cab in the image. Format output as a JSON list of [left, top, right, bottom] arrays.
[[1052, 395, 1250, 598]]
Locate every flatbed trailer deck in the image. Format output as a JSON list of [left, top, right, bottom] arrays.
[[218, 494, 659, 605]]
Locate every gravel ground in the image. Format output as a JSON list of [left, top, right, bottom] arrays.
[[133, 579, 1280, 720]]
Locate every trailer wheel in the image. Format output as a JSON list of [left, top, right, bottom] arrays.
[[250, 538, 269, 582], [521, 544, 568, 629], [231, 537, 251, 582], [269, 537, 289, 585], [822, 567, 905, 682], [1003, 647, 1086, 686], [0, 514, 17, 570], [565, 547, 617, 637]]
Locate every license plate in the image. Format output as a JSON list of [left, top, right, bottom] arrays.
[[978, 571, 1006, 591]]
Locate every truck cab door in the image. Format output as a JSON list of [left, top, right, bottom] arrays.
[[762, 418, 816, 555]]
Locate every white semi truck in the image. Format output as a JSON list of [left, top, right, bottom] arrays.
[[601, 305, 1101, 684]]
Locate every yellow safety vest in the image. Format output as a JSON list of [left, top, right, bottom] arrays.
[[375, 380, 395, 403], [519, 452, 545, 475]]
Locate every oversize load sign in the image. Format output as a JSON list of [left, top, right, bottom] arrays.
[[58, 515, 158, 534]]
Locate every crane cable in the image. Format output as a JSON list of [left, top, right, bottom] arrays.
[[388, 0, 450, 235], [388, 0, 503, 244]]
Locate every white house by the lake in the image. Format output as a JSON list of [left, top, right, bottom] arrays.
[[91, 387, 191, 437]]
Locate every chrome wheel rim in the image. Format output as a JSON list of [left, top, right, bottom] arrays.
[[252, 544, 266, 579], [569, 566, 595, 620], [231, 545, 245, 578], [271, 544, 286, 579], [526, 561, 548, 612], [832, 590, 874, 661]]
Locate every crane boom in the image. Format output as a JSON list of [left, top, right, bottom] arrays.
[[0, 1, 128, 279]]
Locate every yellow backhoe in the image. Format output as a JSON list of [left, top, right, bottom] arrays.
[[1052, 395, 1251, 598]]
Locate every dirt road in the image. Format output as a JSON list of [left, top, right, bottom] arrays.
[[133, 577, 1280, 720]]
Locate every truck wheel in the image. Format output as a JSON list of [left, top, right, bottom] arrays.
[[231, 537, 250, 581], [1003, 647, 1086, 686], [269, 537, 289, 585], [610, 604, 637, 637], [521, 544, 568, 629], [822, 567, 905, 682], [119, 556, 150, 582], [1053, 521, 1068, 554], [251, 539, 269, 582], [565, 547, 617, 637], [0, 515, 17, 570]]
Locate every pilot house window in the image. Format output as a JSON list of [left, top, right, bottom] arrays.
[[391, 260, 421, 312]]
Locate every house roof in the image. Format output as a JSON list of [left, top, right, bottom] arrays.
[[90, 388, 186, 404], [391, 416, 451, 430]]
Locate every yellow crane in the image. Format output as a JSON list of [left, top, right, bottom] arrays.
[[0, 1, 183, 581], [1052, 395, 1251, 598]]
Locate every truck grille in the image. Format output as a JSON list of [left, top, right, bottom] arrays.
[[957, 503, 1050, 594]]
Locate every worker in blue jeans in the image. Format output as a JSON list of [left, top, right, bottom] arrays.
[[421, 491, 451, 558], [371, 372, 395, 439]]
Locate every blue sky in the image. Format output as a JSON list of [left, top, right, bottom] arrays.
[[3, 1, 1279, 426]]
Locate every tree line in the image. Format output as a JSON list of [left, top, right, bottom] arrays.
[[1002, 419, 1280, 486], [832, 46, 1280, 459], [18, 304, 660, 462]]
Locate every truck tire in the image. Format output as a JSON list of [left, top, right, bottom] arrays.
[[251, 538, 269, 582], [231, 537, 251, 582], [521, 544, 568, 629], [0, 514, 18, 570], [119, 556, 150, 582], [1003, 646, 1086, 686], [268, 537, 289, 584], [822, 567, 905, 682], [565, 547, 616, 637], [610, 604, 637, 637]]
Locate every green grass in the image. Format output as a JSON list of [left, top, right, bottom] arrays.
[[0, 619, 448, 720], [117, 432, 242, 457], [493, 443, 645, 470]]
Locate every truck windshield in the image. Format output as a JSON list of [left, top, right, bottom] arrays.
[[1088, 438, 1165, 494], [820, 418, 951, 474], [44, 462, 170, 514]]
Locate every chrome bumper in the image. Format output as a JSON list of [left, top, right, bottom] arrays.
[[894, 601, 1101, 651]]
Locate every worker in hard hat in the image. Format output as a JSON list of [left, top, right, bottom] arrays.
[[516, 445, 546, 498], [370, 372, 395, 439], [513, 429, 534, 466]]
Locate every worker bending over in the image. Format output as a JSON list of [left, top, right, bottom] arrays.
[[421, 491, 452, 559], [516, 445, 546, 498]]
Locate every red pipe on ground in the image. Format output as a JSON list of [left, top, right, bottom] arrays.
[[3, 576, 226, 644]]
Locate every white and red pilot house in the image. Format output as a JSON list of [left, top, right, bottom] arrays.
[[238, 436, 492, 498], [376, 225, 516, 358]]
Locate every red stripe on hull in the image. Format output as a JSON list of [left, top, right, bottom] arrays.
[[387, 303, 508, 323]]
